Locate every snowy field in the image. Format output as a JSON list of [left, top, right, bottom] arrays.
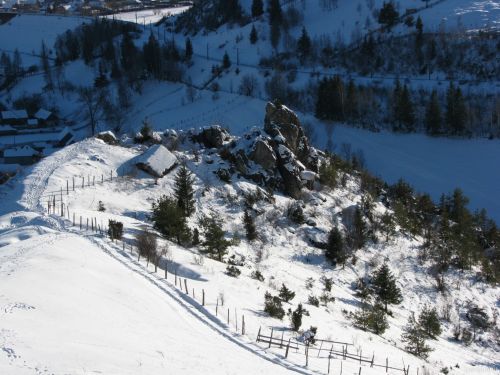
[[105, 5, 190, 25]]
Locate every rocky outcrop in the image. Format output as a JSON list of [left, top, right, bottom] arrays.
[[264, 101, 301, 152], [96, 131, 118, 145], [249, 137, 276, 171], [192, 125, 230, 149]]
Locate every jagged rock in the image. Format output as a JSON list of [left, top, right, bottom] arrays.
[[276, 144, 305, 199], [305, 227, 328, 249], [264, 102, 301, 152], [193, 125, 230, 148], [96, 131, 118, 145], [233, 149, 249, 174], [249, 137, 276, 171]]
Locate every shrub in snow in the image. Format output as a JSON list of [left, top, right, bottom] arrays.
[[98, 200, 106, 212], [108, 220, 123, 241], [308, 295, 320, 307], [243, 209, 257, 241], [278, 284, 295, 303], [466, 305, 491, 339], [199, 215, 231, 262], [320, 276, 333, 292], [226, 265, 241, 278], [251, 269, 265, 282], [319, 292, 335, 306], [215, 168, 231, 183], [264, 292, 285, 320], [287, 202, 305, 224], [352, 302, 388, 335], [325, 227, 347, 267], [135, 228, 157, 265]]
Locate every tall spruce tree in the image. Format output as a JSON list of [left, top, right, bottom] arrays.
[[418, 305, 442, 339], [252, 0, 264, 18], [297, 27, 312, 62], [243, 210, 257, 241], [223, 51, 231, 69], [425, 90, 441, 135], [445, 83, 467, 135], [371, 263, 402, 312], [378, 1, 399, 29], [268, 0, 282, 25], [174, 164, 196, 217]]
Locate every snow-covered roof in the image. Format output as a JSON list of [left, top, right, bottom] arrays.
[[34, 109, 52, 120], [135, 144, 177, 177], [4, 145, 38, 157], [27, 119, 38, 126], [1, 110, 28, 120], [0, 125, 15, 132]]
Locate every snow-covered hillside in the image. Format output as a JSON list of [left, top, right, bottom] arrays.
[[1, 106, 499, 374]]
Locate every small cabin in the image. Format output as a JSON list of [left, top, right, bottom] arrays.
[[1, 110, 28, 126]]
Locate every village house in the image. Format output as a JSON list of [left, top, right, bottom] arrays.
[[1, 110, 28, 126], [3, 145, 40, 165]]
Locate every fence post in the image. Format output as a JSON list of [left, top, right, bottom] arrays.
[[192, 288, 195, 299], [340, 360, 343, 375], [82, 177, 84, 188], [371, 353, 374, 367], [102, 174, 104, 184], [280, 331, 284, 348], [174, 268, 177, 286], [269, 328, 273, 348], [257, 326, 261, 342], [216, 298, 218, 316], [285, 338, 290, 358], [72, 177, 75, 191], [66, 180, 69, 195], [227, 308, 230, 325], [386, 358, 388, 373], [305, 343, 309, 367], [86, 218, 88, 230], [184, 279, 188, 294], [93, 176, 95, 186], [359, 349, 362, 364], [72, 213, 75, 226], [202, 289, 205, 306], [358, 366, 362, 375], [317, 339, 323, 357], [165, 263, 168, 279], [242, 314, 245, 335]]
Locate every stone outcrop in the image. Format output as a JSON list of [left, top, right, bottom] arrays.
[[192, 125, 230, 149]]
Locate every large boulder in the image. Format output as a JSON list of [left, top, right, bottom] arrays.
[[193, 125, 230, 149]]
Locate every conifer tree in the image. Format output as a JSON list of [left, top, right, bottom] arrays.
[[223, 51, 231, 69], [243, 209, 257, 241], [291, 303, 306, 331], [351, 206, 367, 250], [152, 195, 191, 245], [418, 305, 442, 339], [325, 227, 347, 267], [252, 0, 264, 18], [268, 0, 282, 25], [297, 27, 312, 62], [446, 83, 467, 135], [279, 284, 295, 303], [199, 215, 231, 261], [425, 90, 441, 135], [371, 263, 402, 312], [378, 2, 399, 29], [185, 37, 193, 61], [402, 313, 433, 359], [174, 164, 196, 217], [250, 24, 258, 44]]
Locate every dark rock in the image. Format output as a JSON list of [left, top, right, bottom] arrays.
[[264, 102, 301, 152], [193, 125, 230, 148], [249, 137, 276, 170], [96, 131, 118, 145]]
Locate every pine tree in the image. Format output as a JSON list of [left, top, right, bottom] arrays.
[[445, 83, 467, 135], [249, 24, 258, 44], [243, 209, 257, 241], [297, 27, 311, 62], [400, 85, 415, 131], [192, 228, 200, 246], [252, 0, 264, 18], [425, 90, 441, 135], [371, 263, 402, 312], [415, 16, 424, 53], [185, 37, 193, 61], [402, 313, 433, 359], [345, 80, 359, 120], [325, 227, 347, 267], [378, 2, 399, 29], [152, 195, 191, 245], [291, 303, 306, 331], [279, 284, 295, 303], [199, 215, 231, 261], [270, 22, 281, 50], [120, 31, 138, 73], [268, 0, 282, 25], [40, 40, 53, 90], [351, 206, 367, 250], [223, 51, 231, 69], [353, 302, 388, 334], [174, 164, 196, 217], [418, 305, 442, 339]]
